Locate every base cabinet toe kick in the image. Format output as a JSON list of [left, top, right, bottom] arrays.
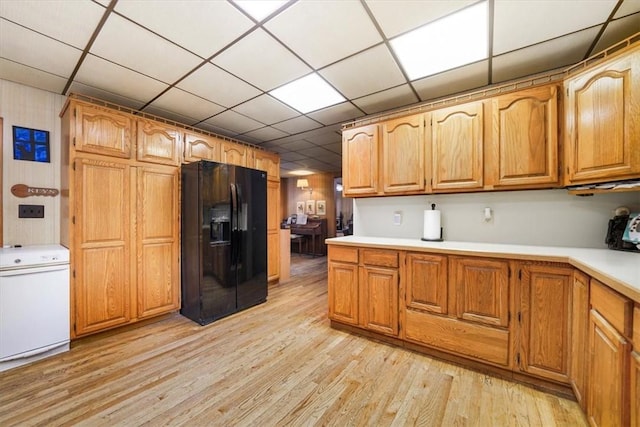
[[327, 241, 639, 426]]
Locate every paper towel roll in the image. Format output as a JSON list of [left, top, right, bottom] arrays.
[[423, 209, 441, 240]]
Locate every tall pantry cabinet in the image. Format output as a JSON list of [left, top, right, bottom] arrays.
[[61, 99, 180, 338]]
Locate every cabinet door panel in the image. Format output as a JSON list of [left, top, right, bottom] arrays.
[[74, 158, 131, 335], [565, 47, 640, 183], [342, 125, 379, 196], [255, 151, 280, 181], [136, 119, 180, 166], [267, 180, 280, 282], [632, 351, 640, 427], [489, 85, 558, 187], [570, 270, 589, 408], [221, 142, 247, 166], [137, 166, 179, 318], [184, 132, 220, 162], [405, 253, 448, 314], [451, 257, 509, 327], [74, 103, 133, 158], [267, 231, 280, 282], [360, 266, 398, 336], [588, 309, 630, 427], [431, 102, 483, 191], [382, 114, 425, 193], [519, 264, 572, 383], [328, 262, 359, 325]]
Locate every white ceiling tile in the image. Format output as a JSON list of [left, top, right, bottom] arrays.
[[233, 94, 299, 124], [272, 115, 323, 134], [243, 126, 289, 141], [593, 13, 640, 53], [352, 84, 419, 114], [280, 152, 308, 162], [0, 21, 81, 76], [265, 0, 382, 69], [279, 140, 316, 151], [319, 44, 405, 99], [145, 88, 226, 123], [0, 0, 105, 49], [67, 82, 146, 110], [304, 131, 342, 146], [75, 54, 168, 104], [494, 0, 616, 55], [615, 0, 640, 18], [307, 102, 363, 126], [492, 27, 600, 83], [325, 142, 343, 154], [365, 0, 475, 38], [115, 0, 254, 58], [0, 59, 67, 94], [177, 62, 261, 107], [197, 121, 234, 137], [413, 60, 488, 101], [203, 110, 264, 134], [140, 106, 202, 127], [212, 28, 311, 91], [280, 161, 306, 170], [90, 13, 203, 84]]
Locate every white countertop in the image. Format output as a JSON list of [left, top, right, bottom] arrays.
[[326, 236, 640, 302]]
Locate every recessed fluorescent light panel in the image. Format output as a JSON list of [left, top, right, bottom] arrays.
[[390, 1, 488, 80], [270, 73, 346, 114], [232, 0, 288, 21]]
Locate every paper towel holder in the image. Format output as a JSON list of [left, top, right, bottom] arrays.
[[421, 203, 444, 241]]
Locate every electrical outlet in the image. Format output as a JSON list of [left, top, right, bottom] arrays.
[[18, 204, 44, 218]]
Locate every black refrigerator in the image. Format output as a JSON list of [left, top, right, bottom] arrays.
[[181, 160, 267, 325]]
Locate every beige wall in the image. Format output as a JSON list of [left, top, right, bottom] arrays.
[[1, 79, 65, 246]]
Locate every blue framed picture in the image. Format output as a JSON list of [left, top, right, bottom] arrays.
[[13, 126, 50, 163]]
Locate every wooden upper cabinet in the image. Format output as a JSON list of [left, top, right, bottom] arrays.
[[382, 114, 426, 193], [136, 119, 180, 166], [342, 124, 379, 196], [450, 256, 509, 328], [431, 101, 484, 191], [73, 102, 134, 159], [404, 252, 448, 315], [184, 132, 220, 163], [518, 263, 572, 384], [221, 141, 247, 167], [488, 85, 559, 188], [136, 165, 180, 319], [254, 150, 280, 181], [565, 45, 640, 184]]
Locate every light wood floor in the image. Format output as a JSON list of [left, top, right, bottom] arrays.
[[0, 256, 588, 426]]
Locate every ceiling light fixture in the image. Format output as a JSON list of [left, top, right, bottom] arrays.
[[270, 73, 345, 113], [290, 169, 314, 176], [390, 1, 488, 81], [232, 0, 289, 22]]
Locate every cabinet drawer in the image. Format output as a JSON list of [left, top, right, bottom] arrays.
[[328, 246, 358, 264], [361, 249, 398, 268], [590, 279, 633, 337]]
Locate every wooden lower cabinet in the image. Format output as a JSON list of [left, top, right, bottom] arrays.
[[632, 351, 640, 427], [266, 180, 280, 282], [328, 247, 359, 326], [518, 263, 572, 384], [136, 165, 180, 319], [404, 252, 448, 314], [73, 157, 132, 336], [71, 157, 180, 337], [360, 264, 399, 336], [570, 270, 590, 408], [588, 309, 631, 427]]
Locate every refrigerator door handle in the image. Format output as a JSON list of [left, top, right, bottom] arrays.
[[230, 183, 238, 266]]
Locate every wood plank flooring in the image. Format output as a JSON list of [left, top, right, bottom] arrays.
[[0, 256, 588, 426]]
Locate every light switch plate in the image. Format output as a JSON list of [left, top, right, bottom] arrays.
[[393, 211, 402, 226]]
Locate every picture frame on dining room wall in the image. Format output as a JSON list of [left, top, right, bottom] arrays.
[[296, 201, 305, 215], [316, 200, 326, 216], [306, 200, 315, 215]]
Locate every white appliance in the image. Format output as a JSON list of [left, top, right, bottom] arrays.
[[0, 244, 70, 372]]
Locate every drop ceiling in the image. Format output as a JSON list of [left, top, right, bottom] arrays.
[[1, 0, 639, 176]]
